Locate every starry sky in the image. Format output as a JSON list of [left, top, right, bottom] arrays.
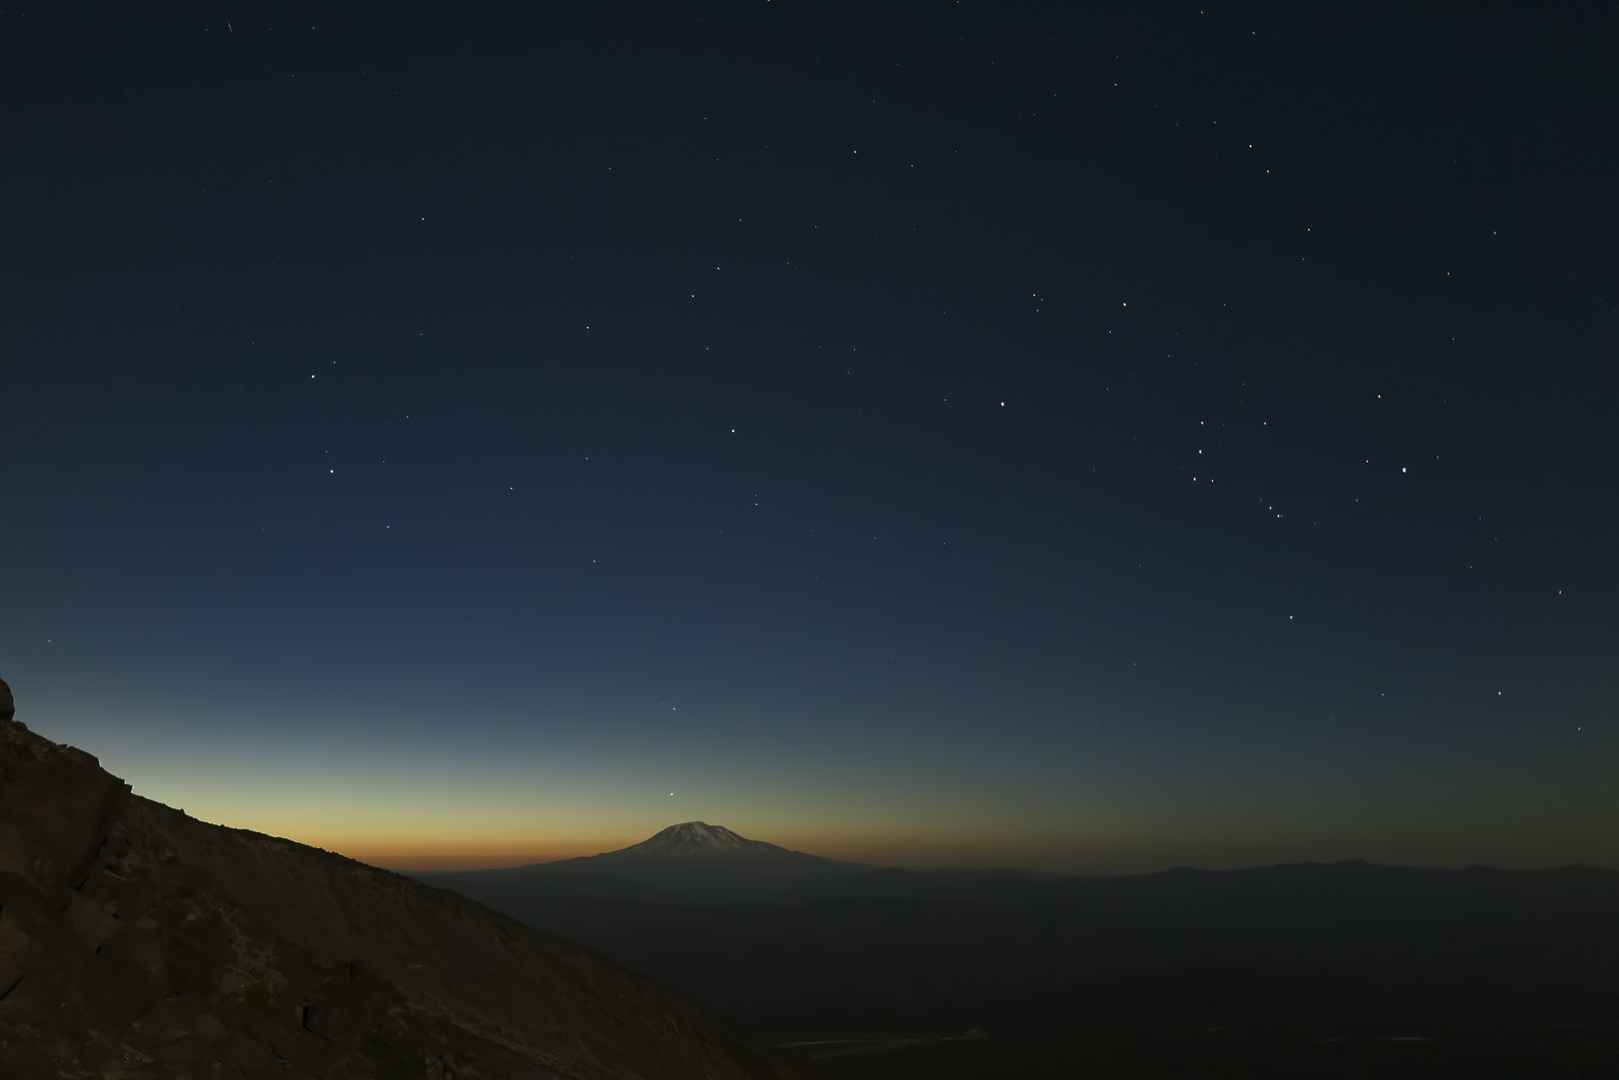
[[3, 2, 1615, 873]]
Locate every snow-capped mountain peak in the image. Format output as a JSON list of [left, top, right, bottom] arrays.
[[514, 821, 875, 897], [622, 821, 762, 858]]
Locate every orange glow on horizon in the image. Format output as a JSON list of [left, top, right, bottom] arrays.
[[335, 825, 1106, 874], [326, 835, 620, 871], [356, 851, 580, 871]]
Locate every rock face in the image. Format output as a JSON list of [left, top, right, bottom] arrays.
[[0, 687, 815, 1080]]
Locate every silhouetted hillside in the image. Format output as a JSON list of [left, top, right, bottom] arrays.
[[0, 681, 813, 1079]]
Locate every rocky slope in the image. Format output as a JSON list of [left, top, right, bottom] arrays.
[[0, 678, 814, 1079]]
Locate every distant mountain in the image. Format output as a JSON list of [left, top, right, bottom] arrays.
[[0, 678, 812, 1080], [610, 820, 796, 859], [451, 821, 876, 900]]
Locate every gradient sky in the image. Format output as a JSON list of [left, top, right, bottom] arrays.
[[3, 2, 1615, 874]]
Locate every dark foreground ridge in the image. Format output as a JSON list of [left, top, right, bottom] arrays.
[[0, 678, 813, 1080]]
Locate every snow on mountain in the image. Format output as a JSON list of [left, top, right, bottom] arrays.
[[618, 822, 793, 859]]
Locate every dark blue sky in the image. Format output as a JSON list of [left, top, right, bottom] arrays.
[[3, 2, 1614, 871]]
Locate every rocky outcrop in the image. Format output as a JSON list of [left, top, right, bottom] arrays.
[[0, 681, 816, 1079]]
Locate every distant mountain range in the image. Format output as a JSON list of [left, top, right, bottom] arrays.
[[0, 680, 812, 1080], [422, 822, 1619, 1076]]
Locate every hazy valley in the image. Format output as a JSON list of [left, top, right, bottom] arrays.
[[421, 822, 1619, 1078]]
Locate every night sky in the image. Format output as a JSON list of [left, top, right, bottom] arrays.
[[4, 2, 1615, 873]]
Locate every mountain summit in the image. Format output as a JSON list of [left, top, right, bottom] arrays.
[[435, 822, 874, 901], [617, 822, 796, 859]]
